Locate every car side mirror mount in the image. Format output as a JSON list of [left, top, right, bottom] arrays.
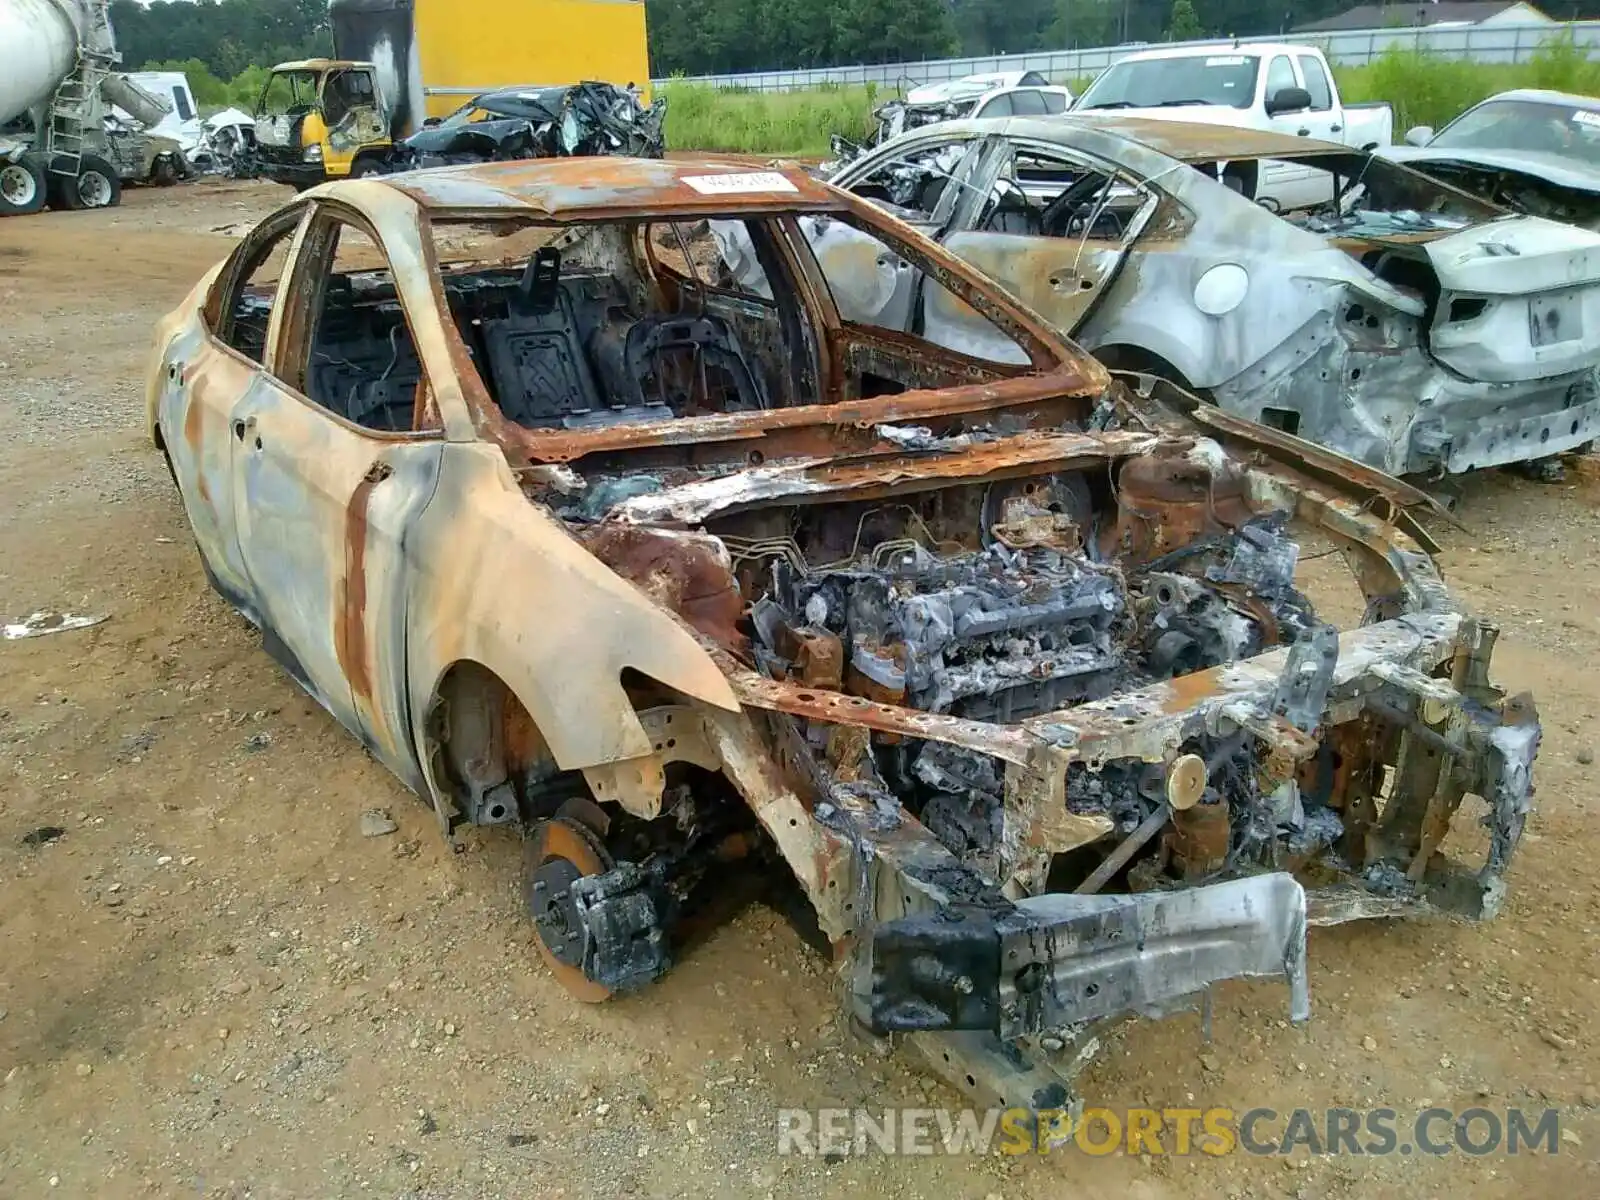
[[423, 116, 442, 128], [1265, 86, 1312, 117], [1404, 125, 1434, 146]]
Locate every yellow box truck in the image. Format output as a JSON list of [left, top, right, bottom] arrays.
[[252, 0, 652, 187]]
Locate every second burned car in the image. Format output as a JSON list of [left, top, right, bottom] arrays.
[[147, 159, 1539, 1106], [784, 116, 1600, 479]]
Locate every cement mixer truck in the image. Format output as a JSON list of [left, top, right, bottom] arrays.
[[0, 0, 186, 216]]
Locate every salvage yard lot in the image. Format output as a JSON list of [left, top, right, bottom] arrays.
[[1, 180, 1598, 1198]]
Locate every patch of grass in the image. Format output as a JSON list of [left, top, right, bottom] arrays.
[[1334, 39, 1600, 132], [660, 81, 881, 157]]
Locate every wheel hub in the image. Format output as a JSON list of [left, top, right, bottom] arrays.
[[0, 164, 35, 206], [524, 816, 614, 1002], [78, 171, 113, 208], [530, 855, 586, 968]]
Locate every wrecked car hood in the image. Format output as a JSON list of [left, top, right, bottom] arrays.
[[1383, 144, 1600, 195], [401, 117, 532, 156]]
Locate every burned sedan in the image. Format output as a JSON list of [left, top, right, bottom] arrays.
[[146, 159, 1538, 1107], [386, 82, 665, 172], [807, 116, 1600, 478]]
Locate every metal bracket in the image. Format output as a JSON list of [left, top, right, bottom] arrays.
[[581, 704, 722, 820]]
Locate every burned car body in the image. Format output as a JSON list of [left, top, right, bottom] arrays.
[[388, 82, 665, 172], [146, 159, 1538, 1106], [1384, 89, 1600, 231], [828, 72, 1072, 169], [810, 116, 1600, 478]]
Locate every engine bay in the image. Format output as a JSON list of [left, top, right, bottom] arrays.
[[736, 491, 1323, 891], [551, 406, 1529, 916]]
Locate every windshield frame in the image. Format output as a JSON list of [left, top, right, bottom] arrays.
[[1430, 96, 1600, 165], [257, 69, 322, 117], [1077, 54, 1261, 112], [438, 98, 484, 128]]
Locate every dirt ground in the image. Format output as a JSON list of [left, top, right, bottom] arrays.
[[0, 180, 1597, 1200]]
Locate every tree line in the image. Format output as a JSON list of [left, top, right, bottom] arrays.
[[110, 0, 330, 80], [109, 0, 1600, 83]]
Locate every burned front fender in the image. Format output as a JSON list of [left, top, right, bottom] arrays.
[[403, 443, 739, 812]]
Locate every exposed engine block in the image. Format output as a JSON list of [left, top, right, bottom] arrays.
[[761, 542, 1126, 723], [750, 513, 1322, 878]]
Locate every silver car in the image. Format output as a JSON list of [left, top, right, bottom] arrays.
[[1384, 88, 1600, 230], [753, 116, 1600, 478]]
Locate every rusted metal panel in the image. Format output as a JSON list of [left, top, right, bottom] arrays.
[[377, 157, 845, 222], [609, 428, 1162, 524], [506, 372, 1108, 464], [402, 442, 740, 778]]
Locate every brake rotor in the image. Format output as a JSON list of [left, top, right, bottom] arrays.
[[524, 816, 614, 1003]]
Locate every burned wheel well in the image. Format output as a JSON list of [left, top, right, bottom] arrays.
[[424, 661, 741, 831], [424, 660, 559, 830], [1092, 345, 1209, 401]]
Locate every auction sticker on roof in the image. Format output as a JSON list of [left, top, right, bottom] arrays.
[[1205, 55, 1249, 66], [682, 172, 800, 195]]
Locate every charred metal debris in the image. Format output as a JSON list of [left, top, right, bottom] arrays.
[[514, 379, 1538, 1100], [160, 163, 1542, 1109], [387, 82, 665, 173]]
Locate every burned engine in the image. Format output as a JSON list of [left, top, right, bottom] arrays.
[[736, 474, 1322, 889], [754, 543, 1124, 723]]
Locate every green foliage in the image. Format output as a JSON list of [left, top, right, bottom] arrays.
[[1166, 0, 1204, 42], [228, 67, 275, 111], [1336, 37, 1600, 133], [110, 0, 331, 78], [659, 82, 878, 155], [142, 58, 232, 108], [1336, 49, 1489, 131], [647, 0, 955, 76]]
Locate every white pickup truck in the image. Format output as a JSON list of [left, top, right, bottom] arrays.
[[1073, 43, 1393, 212]]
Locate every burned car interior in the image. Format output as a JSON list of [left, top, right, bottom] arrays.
[[851, 139, 1148, 242], [218, 207, 1049, 436], [846, 130, 1507, 279], [169, 165, 1542, 1108]]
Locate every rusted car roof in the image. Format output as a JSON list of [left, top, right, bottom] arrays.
[[272, 58, 360, 71], [368, 158, 846, 221], [972, 114, 1349, 163]]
